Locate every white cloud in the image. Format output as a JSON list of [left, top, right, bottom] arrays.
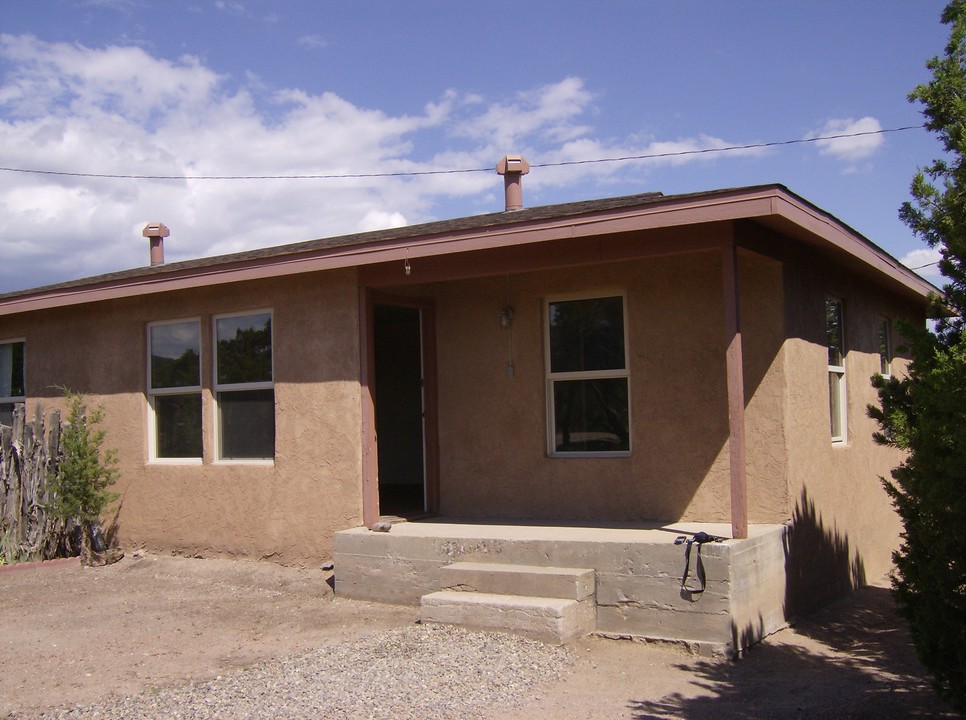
[[454, 76, 594, 148], [809, 116, 883, 163], [297, 34, 327, 50], [0, 34, 222, 120], [214, 1, 251, 17], [901, 247, 944, 281], [0, 35, 774, 293], [359, 210, 408, 233]]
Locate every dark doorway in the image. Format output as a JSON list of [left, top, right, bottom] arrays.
[[373, 304, 426, 516]]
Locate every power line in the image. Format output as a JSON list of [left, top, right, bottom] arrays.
[[0, 124, 926, 181], [539, 125, 924, 168]]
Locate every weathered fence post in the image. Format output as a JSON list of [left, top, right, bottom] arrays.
[[0, 403, 70, 562]]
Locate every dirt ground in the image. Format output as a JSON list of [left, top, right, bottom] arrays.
[[0, 552, 958, 719]]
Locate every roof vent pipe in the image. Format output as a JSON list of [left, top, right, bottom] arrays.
[[496, 155, 530, 211], [142, 222, 169, 266]]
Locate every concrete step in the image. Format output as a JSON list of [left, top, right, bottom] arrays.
[[420, 590, 597, 645], [440, 561, 595, 600]]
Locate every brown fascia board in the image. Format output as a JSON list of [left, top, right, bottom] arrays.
[[756, 190, 942, 303], [0, 184, 939, 316]]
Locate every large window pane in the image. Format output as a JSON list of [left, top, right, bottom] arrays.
[[150, 323, 200, 389], [155, 394, 202, 458], [549, 296, 625, 373], [552, 378, 629, 453], [218, 389, 275, 459], [216, 313, 272, 385]]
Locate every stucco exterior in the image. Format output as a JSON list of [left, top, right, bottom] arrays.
[[0, 185, 934, 587], [779, 243, 919, 611], [366, 237, 916, 595], [402, 245, 788, 526], [0, 270, 363, 564]]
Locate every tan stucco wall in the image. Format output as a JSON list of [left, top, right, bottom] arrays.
[[412, 240, 789, 525], [0, 226, 923, 577], [781, 246, 921, 606], [0, 270, 362, 565], [396, 232, 917, 599]]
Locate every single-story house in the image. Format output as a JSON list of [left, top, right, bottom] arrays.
[[0, 171, 936, 653]]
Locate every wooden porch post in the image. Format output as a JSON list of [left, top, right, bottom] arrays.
[[722, 235, 749, 539], [359, 285, 380, 527]]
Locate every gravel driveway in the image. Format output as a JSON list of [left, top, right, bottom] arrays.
[[0, 552, 958, 719], [24, 624, 571, 719]]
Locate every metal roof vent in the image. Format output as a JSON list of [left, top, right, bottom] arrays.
[[142, 222, 169, 266], [496, 155, 530, 211]]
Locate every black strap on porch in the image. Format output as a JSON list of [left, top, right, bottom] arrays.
[[674, 531, 726, 595]]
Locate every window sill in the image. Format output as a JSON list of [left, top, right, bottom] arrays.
[[214, 458, 275, 466], [549, 451, 631, 459]]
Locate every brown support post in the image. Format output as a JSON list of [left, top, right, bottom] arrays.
[[359, 285, 380, 527], [722, 236, 749, 539], [420, 303, 441, 514]]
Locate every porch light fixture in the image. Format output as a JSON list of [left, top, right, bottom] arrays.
[[500, 306, 514, 328]]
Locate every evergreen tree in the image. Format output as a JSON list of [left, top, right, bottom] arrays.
[[45, 391, 119, 566], [870, 1, 966, 709]]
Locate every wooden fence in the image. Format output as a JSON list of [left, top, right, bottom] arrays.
[[0, 403, 74, 563]]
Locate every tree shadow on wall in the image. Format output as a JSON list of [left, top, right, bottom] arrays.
[[728, 487, 867, 652], [783, 487, 866, 620]]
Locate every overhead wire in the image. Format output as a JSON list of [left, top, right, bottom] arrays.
[[0, 124, 926, 181]]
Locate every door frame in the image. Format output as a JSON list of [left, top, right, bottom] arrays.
[[360, 287, 439, 526]]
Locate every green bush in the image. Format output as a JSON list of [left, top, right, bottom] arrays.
[[871, 331, 966, 710], [870, 1, 966, 709], [45, 390, 119, 565]]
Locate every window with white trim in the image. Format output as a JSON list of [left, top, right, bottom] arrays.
[[877, 316, 892, 377], [214, 311, 275, 460], [0, 339, 25, 427], [826, 298, 847, 443], [546, 294, 630, 456], [148, 320, 202, 460]]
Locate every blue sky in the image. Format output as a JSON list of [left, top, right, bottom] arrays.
[[0, 0, 952, 293]]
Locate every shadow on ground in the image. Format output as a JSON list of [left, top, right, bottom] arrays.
[[629, 585, 958, 720]]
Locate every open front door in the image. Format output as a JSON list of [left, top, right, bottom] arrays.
[[361, 291, 439, 523]]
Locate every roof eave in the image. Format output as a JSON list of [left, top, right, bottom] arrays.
[[0, 185, 939, 316]]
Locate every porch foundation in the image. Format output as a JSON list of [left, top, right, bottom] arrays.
[[333, 520, 789, 656]]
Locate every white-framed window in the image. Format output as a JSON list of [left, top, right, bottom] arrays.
[[214, 310, 275, 461], [148, 319, 203, 461], [826, 297, 847, 443], [545, 293, 630, 456], [877, 316, 892, 377], [0, 339, 25, 427]]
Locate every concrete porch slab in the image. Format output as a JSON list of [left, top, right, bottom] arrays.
[[333, 520, 789, 656]]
